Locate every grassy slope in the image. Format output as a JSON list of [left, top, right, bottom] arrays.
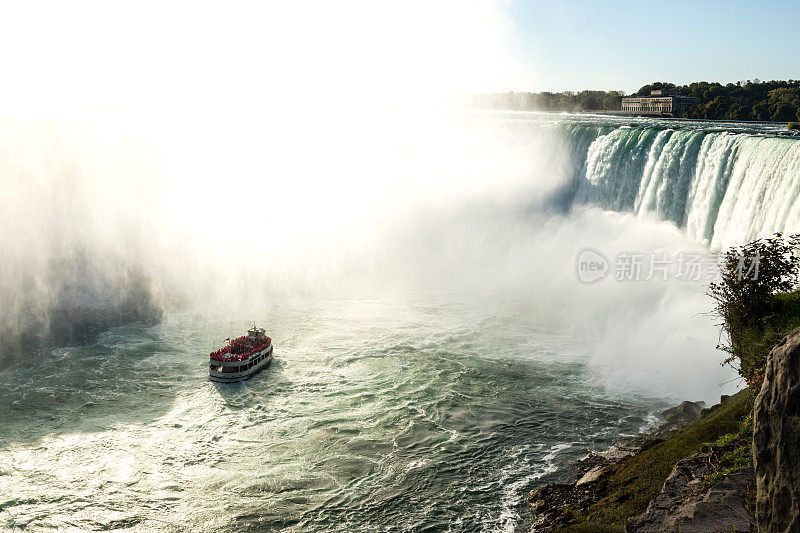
[[559, 388, 753, 532], [551, 291, 799, 531]]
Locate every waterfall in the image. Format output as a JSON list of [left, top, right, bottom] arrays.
[[567, 125, 800, 248]]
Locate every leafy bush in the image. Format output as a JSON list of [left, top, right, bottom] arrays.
[[708, 234, 800, 389], [789, 122, 800, 130]]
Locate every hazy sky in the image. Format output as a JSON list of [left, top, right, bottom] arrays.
[[0, 0, 797, 114], [506, 0, 800, 94]]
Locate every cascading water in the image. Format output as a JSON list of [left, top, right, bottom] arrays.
[[569, 122, 800, 248], [1, 112, 796, 532]]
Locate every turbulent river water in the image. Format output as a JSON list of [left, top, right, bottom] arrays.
[[0, 291, 669, 531], [1, 112, 798, 531]]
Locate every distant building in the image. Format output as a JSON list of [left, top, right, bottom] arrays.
[[620, 90, 701, 117]]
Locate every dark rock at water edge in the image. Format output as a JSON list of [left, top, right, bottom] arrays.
[[753, 328, 800, 532], [527, 399, 707, 531], [662, 400, 706, 428]]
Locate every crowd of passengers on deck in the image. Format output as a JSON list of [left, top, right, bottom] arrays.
[[210, 335, 271, 362]]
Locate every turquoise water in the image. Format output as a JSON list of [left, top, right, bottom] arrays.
[[0, 288, 666, 531], [3, 111, 798, 531]]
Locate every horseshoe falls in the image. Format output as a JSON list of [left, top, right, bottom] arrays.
[[1, 111, 798, 532], [565, 121, 800, 248]]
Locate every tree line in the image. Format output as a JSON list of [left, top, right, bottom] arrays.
[[472, 79, 800, 122], [640, 80, 800, 122], [470, 90, 624, 113]]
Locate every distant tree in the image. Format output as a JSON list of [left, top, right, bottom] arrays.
[[634, 81, 677, 96], [468, 89, 626, 112], [766, 88, 800, 122], [728, 105, 752, 121], [705, 96, 728, 119], [752, 100, 771, 121], [602, 91, 624, 110]]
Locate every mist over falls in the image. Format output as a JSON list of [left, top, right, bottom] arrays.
[[1, 113, 799, 388], [3, 112, 800, 531], [0, 120, 164, 368]]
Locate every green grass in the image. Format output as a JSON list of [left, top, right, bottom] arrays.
[[702, 414, 754, 486], [552, 287, 799, 531], [558, 388, 753, 531], [704, 445, 751, 486]]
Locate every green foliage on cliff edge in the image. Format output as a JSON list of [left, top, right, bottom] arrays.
[[708, 234, 800, 390], [557, 389, 753, 531]]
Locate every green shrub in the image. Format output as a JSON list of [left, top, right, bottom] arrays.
[[789, 122, 800, 130], [707, 233, 800, 389]]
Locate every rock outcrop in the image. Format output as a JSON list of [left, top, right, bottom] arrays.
[[662, 400, 706, 428], [753, 328, 800, 532], [528, 441, 648, 531], [528, 399, 708, 531], [626, 452, 755, 532]]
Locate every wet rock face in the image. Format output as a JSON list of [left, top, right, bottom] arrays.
[[625, 452, 755, 532], [753, 328, 800, 532], [527, 399, 715, 531]]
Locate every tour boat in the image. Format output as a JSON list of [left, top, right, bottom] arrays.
[[209, 325, 273, 383]]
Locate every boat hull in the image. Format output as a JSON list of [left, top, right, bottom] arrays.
[[209, 344, 273, 383]]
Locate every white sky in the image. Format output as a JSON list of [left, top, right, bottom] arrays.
[[0, 1, 520, 118]]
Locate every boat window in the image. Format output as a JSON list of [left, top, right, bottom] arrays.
[[210, 365, 223, 372]]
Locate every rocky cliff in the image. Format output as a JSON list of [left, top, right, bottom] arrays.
[[753, 328, 800, 532], [527, 391, 753, 531]]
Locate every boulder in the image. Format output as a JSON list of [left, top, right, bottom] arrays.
[[576, 465, 605, 486], [753, 328, 800, 532], [528, 482, 596, 531], [661, 400, 706, 429]]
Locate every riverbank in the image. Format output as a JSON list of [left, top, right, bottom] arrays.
[[528, 389, 754, 531]]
